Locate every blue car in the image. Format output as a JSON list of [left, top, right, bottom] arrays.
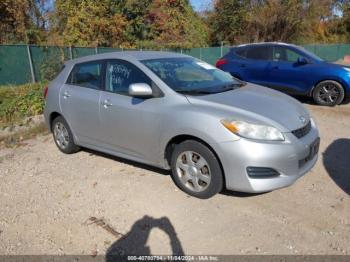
[[216, 42, 350, 106]]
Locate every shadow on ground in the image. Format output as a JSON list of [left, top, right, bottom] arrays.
[[83, 148, 170, 176], [84, 148, 270, 198], [106, 216, 184, 260], [323, 138, 350, 195]]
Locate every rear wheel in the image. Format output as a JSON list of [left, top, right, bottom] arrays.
[[52, 116, 80, 154], [170, 140, 223, 199], [313, 80, 344, 106]]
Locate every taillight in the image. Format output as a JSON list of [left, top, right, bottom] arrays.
[[215, 58, 228, 68], [43, 86, 48, 99]]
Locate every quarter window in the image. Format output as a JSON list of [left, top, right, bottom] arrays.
[[105, 60, 152, 95], [69, 61, 102, 89]]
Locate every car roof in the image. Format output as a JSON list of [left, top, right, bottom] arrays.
[[64, 51, 190, 66], [233, 42, 298, 49]]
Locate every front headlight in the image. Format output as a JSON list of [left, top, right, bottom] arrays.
[[221, 119, 284, 141]]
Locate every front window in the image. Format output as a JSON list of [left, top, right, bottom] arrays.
[[106, 60, 152, 95], [141, 58, 244, 95], [295, 46, 323, 62], [273, 46, 300, 62]]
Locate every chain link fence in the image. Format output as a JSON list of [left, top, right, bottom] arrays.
[[1, 44, 350, 85]]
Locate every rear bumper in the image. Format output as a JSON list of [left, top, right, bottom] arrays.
[[215, 120, 319, 193]]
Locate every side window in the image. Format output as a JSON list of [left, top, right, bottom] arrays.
[[273, 46, 300, 62], [69, 61, 102, 89], [286, 48, 300, 62], [246, 46, 272, 60], [106, 60, 152, 95]]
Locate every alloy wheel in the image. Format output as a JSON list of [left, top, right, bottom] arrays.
[[317, 83, 340, 104]]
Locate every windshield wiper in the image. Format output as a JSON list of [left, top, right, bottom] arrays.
[[175, 89, 213, 95], [206, 83, 245, 94], [175, 82, 246, 96]]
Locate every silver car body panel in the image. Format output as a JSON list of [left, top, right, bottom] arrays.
[[44, 51, 319, 193]]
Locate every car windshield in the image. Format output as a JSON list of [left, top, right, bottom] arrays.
[[141, 57, 244, 95], [295, 46, 324, 62]]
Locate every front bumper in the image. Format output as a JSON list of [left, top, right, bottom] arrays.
[[216, 120, 319, 193]]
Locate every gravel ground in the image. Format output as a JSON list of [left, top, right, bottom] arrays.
[[0, 103, 349, 256]]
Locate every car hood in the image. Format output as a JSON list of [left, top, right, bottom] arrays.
[[185, 84, 310, 132]]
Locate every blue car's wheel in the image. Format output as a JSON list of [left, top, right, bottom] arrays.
[[313, 80, 345, 106]]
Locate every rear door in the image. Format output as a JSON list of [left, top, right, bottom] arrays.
[[60, 60, 104, 145], [267, 45, 310, 94], [238, 45, 273, 86]]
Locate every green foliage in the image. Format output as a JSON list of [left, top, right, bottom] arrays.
[[208, 0, 350, 45], [208, 0, 249, 45], [2, 0, 350, 49], [0, 0, 48, 44], [0, 82, 46, 126]]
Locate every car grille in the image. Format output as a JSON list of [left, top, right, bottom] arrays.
[[292, 121, 311, 139]]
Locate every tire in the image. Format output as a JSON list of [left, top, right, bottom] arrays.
[[52, 116, 80, 154], [312, 80, 345, 106], [170, 140, 223, 199]]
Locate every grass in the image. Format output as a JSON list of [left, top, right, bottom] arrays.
[[0, 82, 49, 147], [0, 82, 47, 128], [0, 122, 49, 148]]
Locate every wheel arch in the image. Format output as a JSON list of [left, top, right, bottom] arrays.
[[164, 134, 226, 188], [49, 112, 62, 131]]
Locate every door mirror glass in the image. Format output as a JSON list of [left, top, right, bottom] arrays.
[[129, 83, 153, 98], [297, 57, 309, 64]]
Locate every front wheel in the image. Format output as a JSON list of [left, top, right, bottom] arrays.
[[312, 80, 345, 106], [170, 140, 223, 199]]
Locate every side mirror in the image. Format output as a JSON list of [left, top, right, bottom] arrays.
[[297, 57, 309, 64], [129, 83, 153, 98]]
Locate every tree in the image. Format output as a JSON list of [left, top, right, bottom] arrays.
[[140, 0, 208, 48], [50, 0, 130, 47], [208, 0, 249, 45], [0, 0, 47, 44], [208, 0, 342, 45]]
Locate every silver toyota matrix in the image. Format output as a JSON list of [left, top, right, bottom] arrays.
[[44, 51, 320, 198]]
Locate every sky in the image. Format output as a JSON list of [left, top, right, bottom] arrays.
[[190, 0, 213, 12]]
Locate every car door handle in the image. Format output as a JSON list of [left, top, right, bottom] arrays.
[[62, 91, 71, 98], [102, 99, 113, 108]]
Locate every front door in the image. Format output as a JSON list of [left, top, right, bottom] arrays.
[[267, 46, 309, 94], [98, 59, 163, 163]]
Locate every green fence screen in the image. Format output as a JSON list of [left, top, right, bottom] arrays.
[[1, 44, 350, 85]]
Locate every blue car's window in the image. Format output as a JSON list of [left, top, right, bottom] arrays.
[[141, 58, 243, 95], [106, 60, 152, 95], [273, 46, 300, 62], [295, 46, 323, 62], [246, 46, 273, 60]]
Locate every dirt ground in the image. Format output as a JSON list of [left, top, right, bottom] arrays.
[[0, 102, 349, 256]]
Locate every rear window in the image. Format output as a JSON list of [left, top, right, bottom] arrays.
[[67, 61, 103, 89]]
